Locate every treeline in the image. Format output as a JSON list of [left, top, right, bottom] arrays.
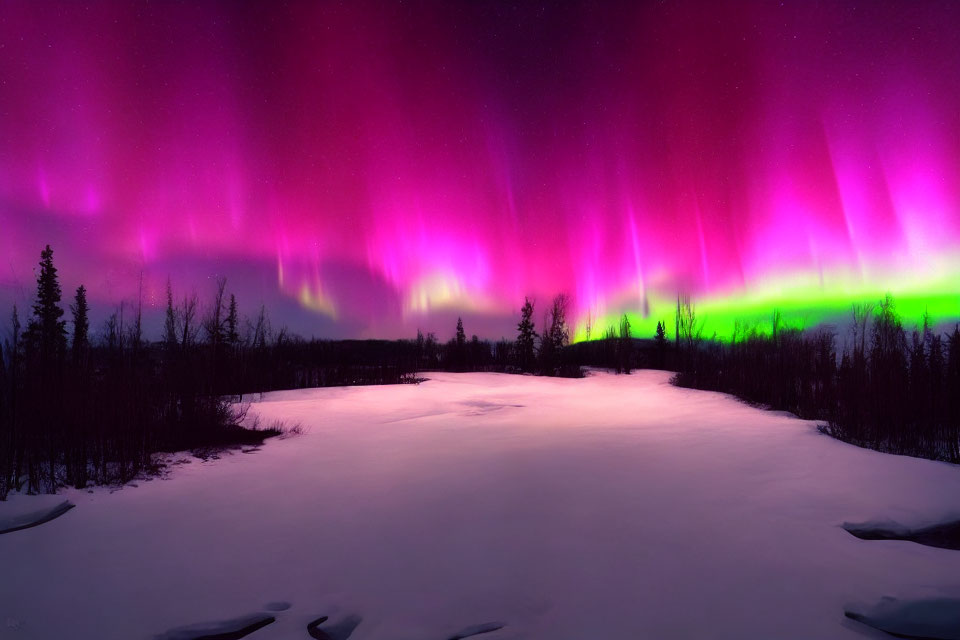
[[0, 246, 296, 498], [416, 294, 582, 377], [566, 317, 674, 373], [0, 247, 590, 497], [673, 295, 960, 463]]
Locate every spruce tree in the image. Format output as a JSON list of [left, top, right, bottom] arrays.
[[70, 285, 89, 365], [454, 317, 467, 371], [655, 321, 666, 345], [618, 313, 632, 374], [654, 321, 668, 369], [516, 297, 537, 372], [24, 245, 67, 363]]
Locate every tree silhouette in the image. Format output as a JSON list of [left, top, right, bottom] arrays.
[[204, 277, 228, 347], [226, 293, 240, 348], [129, 276, 143, 354], [516, 297, 537, 372], [70, 285, 89, 365], [654, 321, 667, 369], [163, 279, 177, 351], [24, 245, 67, 364], [1, 306, 22, 498], [539, 294, 570, 375], [547, 294, 570, 352], [676, 295, 701, 349], [414, 329, 425, 371], [21, 245, 69, 490], [453, 317, 467, 371], [617, 313, 632, 374], [179, 292, 199, 350]]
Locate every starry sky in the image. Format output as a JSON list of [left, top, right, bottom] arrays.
[[2, 1, 960, 340]]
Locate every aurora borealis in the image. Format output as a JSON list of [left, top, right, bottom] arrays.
[[2, 1, 960, 339]]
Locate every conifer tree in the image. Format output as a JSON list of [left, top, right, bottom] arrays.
[[618, 313, 632, 374], [453, 317, 467, 371], [516, 297, 537, 372], [654, 321, 667, 368], [655, 321, 666, 345], [24, 245, 67, 364], [70, 285, 89, 365]]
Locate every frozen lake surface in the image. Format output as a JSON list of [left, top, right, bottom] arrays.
[[2, 370, 960, 639]]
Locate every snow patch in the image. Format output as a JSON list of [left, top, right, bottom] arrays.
[[153, 613, 275, 640], [845, 597, 960, 639], [0, 498, 74, 535]]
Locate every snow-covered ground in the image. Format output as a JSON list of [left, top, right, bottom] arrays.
[[2, 370, 960, 639]]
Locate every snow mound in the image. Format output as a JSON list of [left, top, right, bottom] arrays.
[[845, 597, 960, 639], [447, 621, 505, 638], [0, 498, 74, 535], [154, 612, 275, 639], [307, 614, 361, 640], [844, 520, 960, 550]]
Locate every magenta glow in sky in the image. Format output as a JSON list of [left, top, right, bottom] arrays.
[[2, 1, 960, 338]]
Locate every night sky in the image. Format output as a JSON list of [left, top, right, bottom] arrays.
[[2, 1, 960, 339]]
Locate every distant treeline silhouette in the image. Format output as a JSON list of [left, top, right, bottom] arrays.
[[0, 246, 588, 497], [672, 295, 960, 463], [417, 293, 583, 378]]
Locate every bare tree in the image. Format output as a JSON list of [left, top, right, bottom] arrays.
[[128, 273, 143, 353], [249, 304, 270, 350], [851, 302, 873, 359], [677, 295, 702, 348], [204, 277, 228, 347], [164, 279, 177, 350], [179, 293, 199, 350]]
